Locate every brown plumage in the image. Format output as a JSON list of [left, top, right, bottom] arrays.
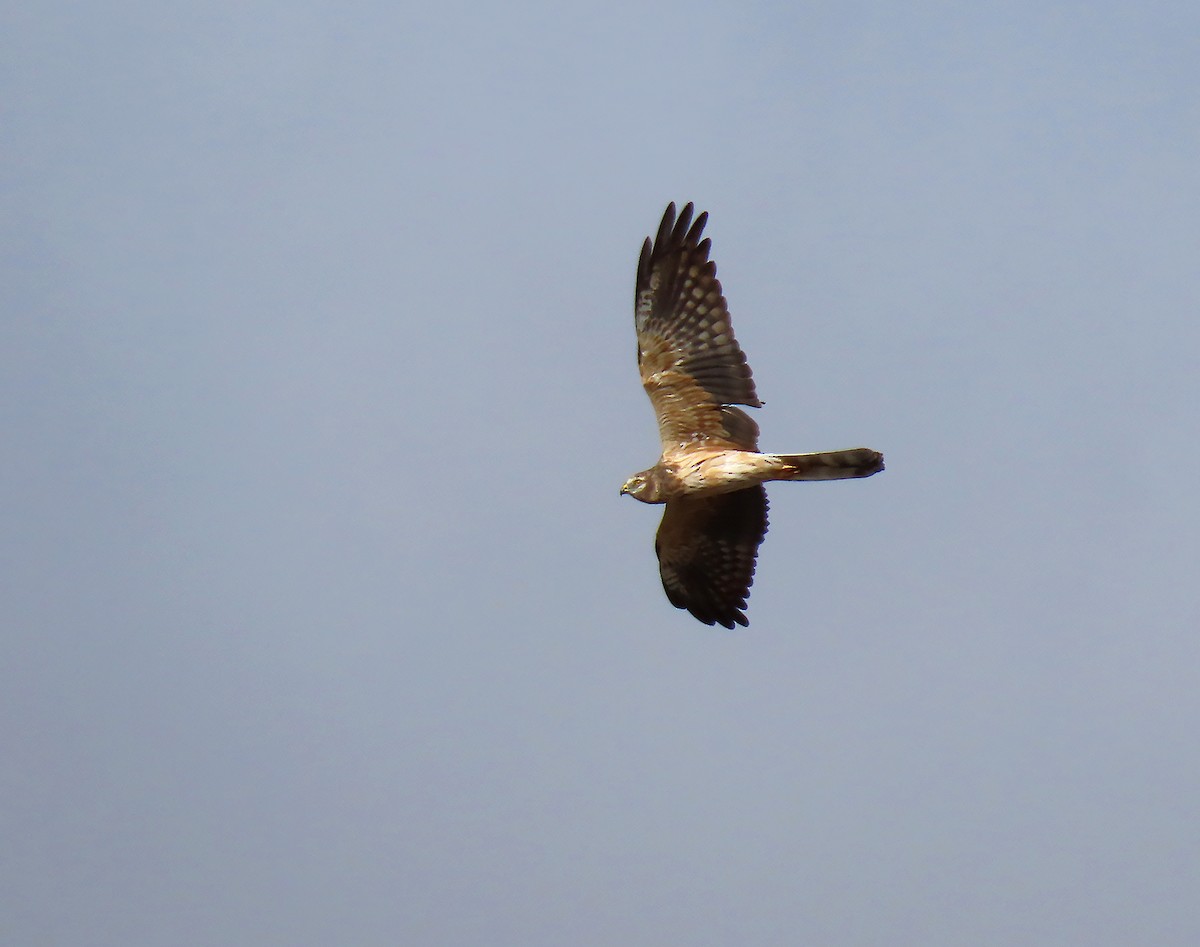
[[621, 202, 884, 628]]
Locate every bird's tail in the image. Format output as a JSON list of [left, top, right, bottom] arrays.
[[769, 448, 884, 481]]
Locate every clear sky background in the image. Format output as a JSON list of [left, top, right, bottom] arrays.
[[5, 2, 1199, 944]]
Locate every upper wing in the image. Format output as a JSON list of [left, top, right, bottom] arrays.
[[635, 202, 761, 451], [655, 486, 769, 628]]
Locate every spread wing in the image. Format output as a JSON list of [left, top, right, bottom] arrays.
[[655, 486, 769, 629], [635, 202, 761, 451]]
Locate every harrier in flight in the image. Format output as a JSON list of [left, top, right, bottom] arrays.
[[621, 202, 884, 628]]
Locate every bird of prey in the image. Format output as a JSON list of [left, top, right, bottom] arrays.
[[621, 202, 884, 628]]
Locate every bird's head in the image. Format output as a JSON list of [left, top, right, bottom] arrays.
[[620, 471, 662, 504]]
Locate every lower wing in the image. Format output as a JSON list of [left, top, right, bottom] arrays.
[[654, 486, 768, 628]]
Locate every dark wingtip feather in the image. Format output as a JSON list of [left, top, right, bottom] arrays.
[[636, 236, 653, 290], [703, 610, 748, 630], [645, 200, 710, 264], [673, 202, 695, 245], [654, 202, 678, 253]]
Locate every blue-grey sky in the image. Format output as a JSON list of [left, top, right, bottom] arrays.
[[5, 3, 1200, 944]]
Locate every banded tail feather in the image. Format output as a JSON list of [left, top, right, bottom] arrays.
[[770, 448, 884, 481]]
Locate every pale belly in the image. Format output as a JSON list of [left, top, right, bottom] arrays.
[[669, 450, 778, 496]]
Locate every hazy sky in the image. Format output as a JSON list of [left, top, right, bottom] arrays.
[[5, 2, 1200, 944]]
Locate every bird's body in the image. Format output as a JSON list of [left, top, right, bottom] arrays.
[[625, 446, 885, 503], [621, 202, 883, 628]]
